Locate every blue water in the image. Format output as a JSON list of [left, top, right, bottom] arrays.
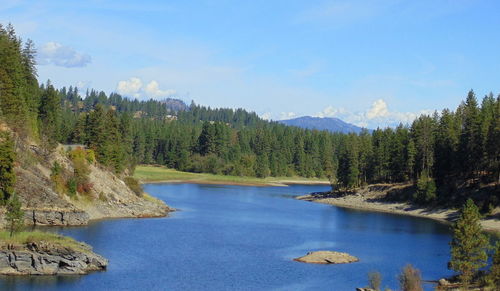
[[0, 183, 454, 290]]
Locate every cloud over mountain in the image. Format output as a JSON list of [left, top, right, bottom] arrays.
[[116, 77, 177, 99]]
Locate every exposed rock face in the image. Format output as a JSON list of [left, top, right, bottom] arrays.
[[356, 288, 376, 291], [294, 251, 359, 264], [0, 242, 107, 275], [26, 209, 89, 226]]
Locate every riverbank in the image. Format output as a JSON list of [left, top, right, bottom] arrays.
[[296, 184, 500, 234], [134, 165, 331, 187]]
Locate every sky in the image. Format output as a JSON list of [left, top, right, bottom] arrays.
[[2, 0, 500, 128]]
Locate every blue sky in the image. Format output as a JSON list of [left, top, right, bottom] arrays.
[[2, 0, 500, 128]]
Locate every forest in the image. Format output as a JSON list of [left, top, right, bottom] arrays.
[[1, 24, 499, 209]]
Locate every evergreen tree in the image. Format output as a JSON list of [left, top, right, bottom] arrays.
[[6, 192, 24, 237], [39, 81, 62, 147], [459, 91, 482, 180], [0, 132, 16, 203], [0, 24, 30, 133], [197, 122, 217, 155], [449, 199, 489, 288]]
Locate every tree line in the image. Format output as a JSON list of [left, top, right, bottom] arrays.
[[1, 24, 499, 210]]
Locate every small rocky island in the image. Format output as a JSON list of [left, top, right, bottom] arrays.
[[0, 232, 107, 275], [294, 251, 359, 264]]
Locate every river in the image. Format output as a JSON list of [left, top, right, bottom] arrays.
[[0, 183, 454, 290]]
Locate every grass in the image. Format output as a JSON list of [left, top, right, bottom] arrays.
[[134, 165, 330, 186], [0, 230, 90, 253], [143, 193, 165, 205]]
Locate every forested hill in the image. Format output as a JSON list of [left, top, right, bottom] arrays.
[[61, 87, 187, 118], [280, 116, 367, 134], [1, 24, 499, 211]]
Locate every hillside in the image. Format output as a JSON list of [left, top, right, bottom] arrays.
[[280, 116, 367, 134], [0, 127, 171, 227]]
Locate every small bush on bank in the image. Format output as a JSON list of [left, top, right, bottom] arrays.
[[69, 148, 92, 195], [368, 271, 382, 291], [124, 177, 143, 196], [50, 161, 67, 195], [398, 264, 423, 291], [414, 171, 436, 204]]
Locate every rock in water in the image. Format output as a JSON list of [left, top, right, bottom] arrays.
[[294, 251, 359, 264]]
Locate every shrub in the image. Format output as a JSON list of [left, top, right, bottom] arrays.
[[69, 148, 91, 194], [50, 161, 66, 195], [414, 171, 436, 203], [6, 193, 24, 237], [398, 264, 423, 291], [124, 177, 143, 196], [67, 177, 77, 198], [368, 271, 382, 291], [86, 149, 96, 164], [98, 192, 107, 202]]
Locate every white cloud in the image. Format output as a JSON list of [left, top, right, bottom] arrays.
[[366, 99, 389, 119], [280, 112, 297, 120], [75, 80, 91, 92], [314, 106, 348, 118], [260, 112, 272, 121], [38, 42, 91, 68], [313, 99, 432, 128], [116, 77, 176, 99], [144, 80, 177, 98], [117, 77, 143, 98]]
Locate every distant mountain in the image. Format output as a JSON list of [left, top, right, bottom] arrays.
[[160, 98, 188, 112], [279, 116, 367, 134]]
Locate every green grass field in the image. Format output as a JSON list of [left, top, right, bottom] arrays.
[[134, 165, 330, 186]]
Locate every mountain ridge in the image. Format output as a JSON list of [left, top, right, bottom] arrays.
[[279, 116, 368, 134]]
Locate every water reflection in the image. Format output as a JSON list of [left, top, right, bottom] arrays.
[[0, 275, 83, 290]]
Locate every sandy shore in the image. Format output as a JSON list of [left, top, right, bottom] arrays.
[[297, 186, 500, 234]]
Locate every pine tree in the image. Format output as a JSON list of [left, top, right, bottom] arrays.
[[486, 96, 500, 184], [39, 81, 62, 147], [0, 132, 16, 203], [459, 91, 482, 180], [0, 24, 30, 133], [6, 192, 24, 237], [197, 122, 216, 155], [449, 199, 489, 288]]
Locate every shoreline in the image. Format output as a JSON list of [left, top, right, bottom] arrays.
[[140, 179, 332, 187], [297, 189, 500, 234], [134, 165, 331, 187]]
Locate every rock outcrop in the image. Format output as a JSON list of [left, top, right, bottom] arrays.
[[0, 242, 107, 275], [294, 251, 359, 264]]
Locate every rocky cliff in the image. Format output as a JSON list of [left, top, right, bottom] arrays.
[[0, 241, 107, 275]]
